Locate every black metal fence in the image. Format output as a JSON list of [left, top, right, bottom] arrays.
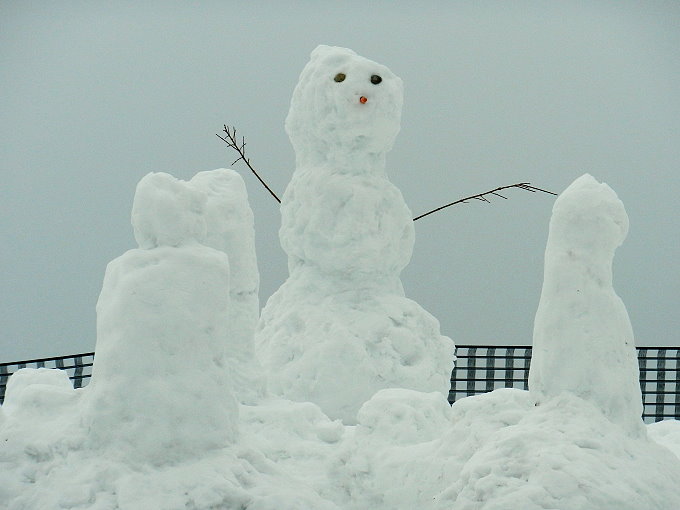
[[1, 347, 678, 423], [449, 346, 680, 423]]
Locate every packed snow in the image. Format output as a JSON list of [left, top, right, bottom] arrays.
[[529, 174, 644, 438], [257, 45, 454, 423], [1, 45, 680, 509], [130, 170, 264, 405]]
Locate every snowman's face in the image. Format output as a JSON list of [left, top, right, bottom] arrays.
[[286, 46, 403, 161]]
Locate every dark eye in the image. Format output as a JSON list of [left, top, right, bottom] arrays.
[[370, 74, 382, 85], [334, 73, 346, 83]]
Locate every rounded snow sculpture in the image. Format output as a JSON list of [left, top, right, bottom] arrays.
[[256, 45, 454, 423], [83, 170, 262, 464], [131, 169, 264, 404], [529, 174, 644, 437], [190, 169, 264, 404]]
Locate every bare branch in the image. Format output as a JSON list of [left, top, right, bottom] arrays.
[[217, 124, 557, 219], [216, 125, 281, 204], [413, 182, 557, 221]]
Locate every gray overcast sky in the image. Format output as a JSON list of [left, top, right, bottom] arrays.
[[2, 1, 679, 361]]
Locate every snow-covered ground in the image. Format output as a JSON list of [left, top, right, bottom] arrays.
[[1, 46, 679, 509]]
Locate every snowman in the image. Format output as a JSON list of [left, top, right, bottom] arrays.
[[256, 45, 454, 423]]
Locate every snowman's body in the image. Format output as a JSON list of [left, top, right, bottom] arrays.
[[256, 46, 453, 423]]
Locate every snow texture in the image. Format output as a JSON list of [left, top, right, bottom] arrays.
[[190, 170, 263, 404], [335, 389, 680, 510], [131, 169, 264, 404], [648, 419, 680, 460], [81, 168, 266, 464], [443, 392, 680, 510], [257, 45, 454, 423], [82, 242, 239, 464], [529, 173, 644, 437]]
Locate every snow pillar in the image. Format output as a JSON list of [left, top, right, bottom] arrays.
[[190, 169, 264, 404], [83, 172, 241, 465], [529, 174, 644, 437]]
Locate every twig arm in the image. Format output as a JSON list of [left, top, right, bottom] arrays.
[[413, 183, 557, 221], [216, 125, 281, 204], [216, 125, 556, 218]]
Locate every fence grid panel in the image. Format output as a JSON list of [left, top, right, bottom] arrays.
[[1, 347, 678, 423], [449, 346, 680, 423]]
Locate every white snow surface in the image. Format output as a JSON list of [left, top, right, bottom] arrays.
[[131, 169, 264, 404], [648, 419, 680, 460], [82, 243, 239, 465], [257, 45, 454, 423], [2, 51, 680, 509], [3, 381, 680, 509], [529, 174, 644, 437]]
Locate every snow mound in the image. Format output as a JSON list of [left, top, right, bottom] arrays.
[[329, 389, 459, 509], [259, 283, 453, 423], [648, 419, 680, 460], [2, 367, 77, 417], [82, 243, 238, 465], [444, 393, 680, 510], [330, 388, 680, 510]]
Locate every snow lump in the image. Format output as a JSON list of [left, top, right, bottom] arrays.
[[529, 173, 644, 437]]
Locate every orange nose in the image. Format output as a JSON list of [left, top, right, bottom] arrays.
[[359, 96, 368, 104]]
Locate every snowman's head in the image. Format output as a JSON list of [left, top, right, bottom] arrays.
[[286, 45, 403, 165]]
